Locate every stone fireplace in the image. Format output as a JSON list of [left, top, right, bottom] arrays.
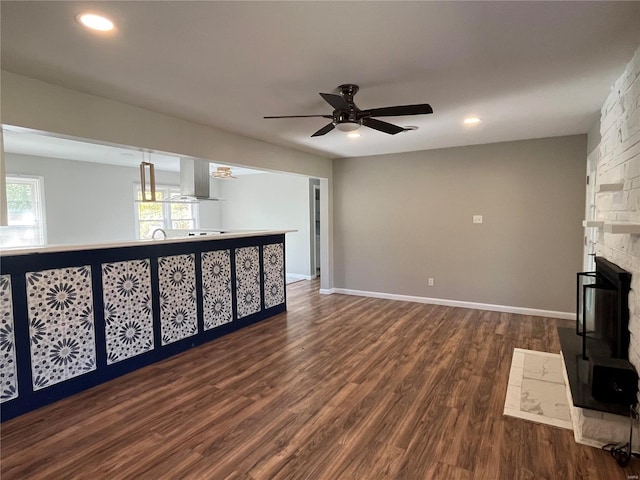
[[567, 43, 640, 448]]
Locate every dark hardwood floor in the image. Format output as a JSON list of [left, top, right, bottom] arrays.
[[1, 279, 630, 479]]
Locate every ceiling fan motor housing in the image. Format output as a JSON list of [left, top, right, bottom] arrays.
[[334, 84, 361, 127], [337, 84, 359, 101], [334, 111, 360, 127]]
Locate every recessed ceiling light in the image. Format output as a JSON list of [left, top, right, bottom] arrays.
[[347, 132, 360, 138], [464, 117, 481, 125], [76, 13, 115, 32]]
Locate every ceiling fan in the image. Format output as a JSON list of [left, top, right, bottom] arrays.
[[264, 84, 433, 137]]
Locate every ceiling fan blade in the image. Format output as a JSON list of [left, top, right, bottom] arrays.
[[311, 123, 335, 137], [362, 117, 405, 135], [264, 114, 332, 119], [364, 104, 433, 117], [320, 93, 350, 112]]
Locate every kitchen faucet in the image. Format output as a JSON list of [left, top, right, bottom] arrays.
[[151, 228, 167, 240]]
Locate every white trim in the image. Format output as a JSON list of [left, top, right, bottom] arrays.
[[1, 229, 296, 256], [3, 174, 47, 247], [36, 175, 47, 246], [312, 184, 320, 275], [329, 288, 575, 320], [319, 288, 335, 295], [286, 273, 315, 281]]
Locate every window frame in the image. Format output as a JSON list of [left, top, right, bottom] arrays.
[[2, 174, 47, 248], [133, 183, 199, 239]]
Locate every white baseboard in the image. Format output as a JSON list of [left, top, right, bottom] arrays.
[[323, 287, 575, 320], [286, 273, 315, 281]]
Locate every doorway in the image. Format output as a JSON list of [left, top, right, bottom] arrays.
[[313, 184, 320, 277]]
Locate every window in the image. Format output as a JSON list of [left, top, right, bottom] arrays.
[[0, 176, 47, 248], [134, 184, 199, 239]]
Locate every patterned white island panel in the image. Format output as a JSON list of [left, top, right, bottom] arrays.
[[235, 246, 261, 319], [26, 266, 97, 391], [158, 254, 198, 345], [201, 249, 233, 330], [0, 275, 18, 402], [263, 243, 285, 309], [102, 259, 154, 364]]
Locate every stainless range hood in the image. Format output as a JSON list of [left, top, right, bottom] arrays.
[[180, 158, 222, 201]]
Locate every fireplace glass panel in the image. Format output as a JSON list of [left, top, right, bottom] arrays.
[[577, 272, 596, 336]]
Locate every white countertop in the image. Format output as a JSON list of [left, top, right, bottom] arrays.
[[0, 230, 296, 257]]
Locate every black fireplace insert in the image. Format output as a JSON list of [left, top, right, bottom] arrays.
[[577, 256, 631, 360], [566, 256, 637, 411]]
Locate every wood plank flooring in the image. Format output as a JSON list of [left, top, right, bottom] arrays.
[[1, 279, 630, 479]]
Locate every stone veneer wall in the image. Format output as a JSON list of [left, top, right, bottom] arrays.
[[571, 43, 640, 451], [594, 44, 640, 373], [572, 44, 640, 449]]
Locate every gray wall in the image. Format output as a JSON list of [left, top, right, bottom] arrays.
[[5, 153, 222, 245], [333, 135, 586, 312], [221, 173, 312, 277]]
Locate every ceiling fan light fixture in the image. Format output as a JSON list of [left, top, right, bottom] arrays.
[[347, 132, 361, 138], [211, 166, 236, 179], [76, 12, 115, 32], [335, 122, 361, 132]]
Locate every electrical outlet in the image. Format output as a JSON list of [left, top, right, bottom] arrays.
[[428, 277, 434, 286], [473, 215, 483, 224]]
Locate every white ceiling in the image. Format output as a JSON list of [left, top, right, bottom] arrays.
[[2, 1, 640, 160]]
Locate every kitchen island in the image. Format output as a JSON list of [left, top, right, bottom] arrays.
[[0, 231, 290, 421]]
